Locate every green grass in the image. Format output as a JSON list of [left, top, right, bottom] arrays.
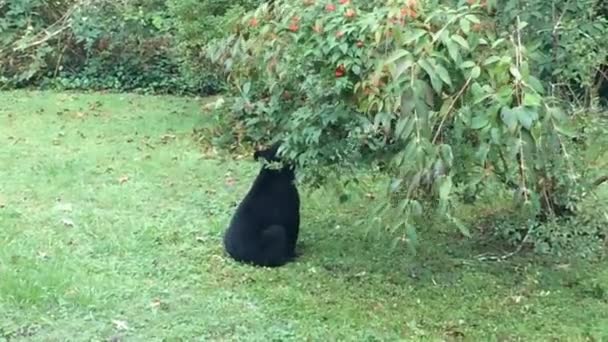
[[1, 90, 607, 341]]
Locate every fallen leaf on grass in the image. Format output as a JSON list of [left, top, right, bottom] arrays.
[[201, 97, 225, 112], [150, 298, 169, 311], [118, 175, 129, 184], [225, 177, 237, 187], [151, 299, 161, 308], [354, 271, 367, 278], [61, 218, 75, 227], [160, 134, 176, 144], [37, 251, 50, 260], [112, 319, 129, 331], [510, 295, 524, 304]]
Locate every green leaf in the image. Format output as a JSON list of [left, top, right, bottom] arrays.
[[418, 58, 435, 80], [471, 114, 488, 129], [491, 38, 506, 48], [520, 61, 530, 79], [395, 117, 415, 139], [459, 18, 471, 34], [446, 40, 461, 63], [483, 56, 501, 65], [470, 82, 489, 104], [400, 88, 415, 115], [430, 74, 443, 93], [496, 86, 513, 105], [509, 66, 521, 81], [522, 91, 542, 107], [465, 15, 480, 24], [517, 20, 529, 30], [470, 66, 481, 79], [390, 178, 402, 193], [449, 215, 471, 237], [386, 49, 411, 64], [393, 59, 414, 79], [438, 96, 452, 116], [405, 223, 418, 254], [500, 106, 518, 132], [410, 200, 423, 216], [526, 76, 545, 94], [554, 124, 577, 138], [451, 34, 470, 50], [418, 59, 442, 93], [490, 127, 501, 144], [438, 175, 453, 200], [403, 29, 427, 45], [435, 64, 452, 87], [548, 106, 567, 122], [513, 106, 536, 130], [439, 144, 454, 168], [460, 61, 476, 69], [475, 142, 490, 162]]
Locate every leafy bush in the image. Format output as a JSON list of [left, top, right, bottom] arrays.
[[52, 0, 198, 94], [206, 0, 607, 255], [495, 0, 608, 106], [167, 0, 267, 94], [0, 0, 258, 94], [0, 0, 75, 86]]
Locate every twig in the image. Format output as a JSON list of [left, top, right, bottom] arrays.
[[596, 66, 608, 83], [513, 16, 529, 203], [8, 0, 86, 53], [551, 0, 571, 77], [54, 41, 69, 77], [13, 26, 69, 52], [431, 74, 472, 144], [476, 228, 531, 261]]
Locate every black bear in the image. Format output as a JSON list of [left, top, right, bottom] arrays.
[[223, 142, 300, 267]]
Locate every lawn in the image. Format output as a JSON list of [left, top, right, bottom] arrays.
[[1, 90, 607, 341]]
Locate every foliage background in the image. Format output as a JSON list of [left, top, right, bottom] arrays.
[[1, 0, 607, 257], [0, 0, 264, 94]]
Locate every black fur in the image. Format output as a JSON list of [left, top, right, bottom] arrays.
[[223, 142, 300, 267]]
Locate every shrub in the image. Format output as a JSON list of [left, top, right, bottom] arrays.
[[0, 0, 248, 94], [52, 0, 197, 94], [167, 0, 267, 94], [206, 0, 607, 255], [494, 0, 608, 106], [0, 0, 76, 87]]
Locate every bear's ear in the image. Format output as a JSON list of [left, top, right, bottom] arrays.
[[253, 147, 270, 161], [253, 143, 267, 161]]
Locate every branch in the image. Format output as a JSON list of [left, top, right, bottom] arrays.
[[8, 0, 89, 52], [593, 175, 608, 187], [13, 26, 69, 52], [431, 74, 472, 145]]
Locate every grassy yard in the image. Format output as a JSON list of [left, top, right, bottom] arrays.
[[0, 90, 607, 341]]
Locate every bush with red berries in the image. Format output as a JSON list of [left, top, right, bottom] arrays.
[[206, 0, 588, 252]]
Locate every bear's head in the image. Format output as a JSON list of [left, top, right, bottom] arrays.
[[253, 142, 294, 171], [253, 142, 282, 163]]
